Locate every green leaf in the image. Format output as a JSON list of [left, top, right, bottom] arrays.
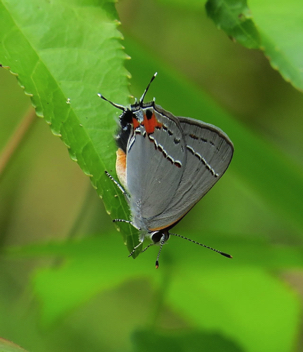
[[6, 233, 300, 351], [6, 235, 157, 326], [205, 0, 261, 49], [0, 0, 140, 254], [6, 229, 303, 326], [132, 329, 243, 352], [206, 0, 303, 90], [249, 0, 303, 90], [168, 268, 299, 352]]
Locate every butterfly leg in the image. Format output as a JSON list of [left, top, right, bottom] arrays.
[[128, 240, 144, 258], [112, 218, 140, 230], [105, 170, 129, 199], [105, 170, 142, 255]]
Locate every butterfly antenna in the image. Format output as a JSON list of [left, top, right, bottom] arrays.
[[155, 235, 166, 269], [170, 233, 232, 258], [97, 93, 126, 111], [139, 72, 158, 105]]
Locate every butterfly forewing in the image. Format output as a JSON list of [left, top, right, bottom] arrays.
[[126, 106, 187, 231]]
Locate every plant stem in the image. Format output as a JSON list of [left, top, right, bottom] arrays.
[[0, 106, 36, 180]]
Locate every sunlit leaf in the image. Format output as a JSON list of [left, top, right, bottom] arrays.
[[206, 0, 303, 90], [0, 0, 140, 254], [205, 0, 261, 49], [168, 268, 299, 352]]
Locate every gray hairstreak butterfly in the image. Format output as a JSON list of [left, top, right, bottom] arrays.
[[98, 73, 233, 268]]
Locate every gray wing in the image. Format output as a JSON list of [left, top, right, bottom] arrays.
[[146, 116, 234, 229], [126, 109, 187, 231]]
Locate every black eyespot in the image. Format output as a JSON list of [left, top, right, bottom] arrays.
[[146, 109, 153, 120]]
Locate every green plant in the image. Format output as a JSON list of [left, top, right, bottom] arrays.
[[0, 1, 302, 351]]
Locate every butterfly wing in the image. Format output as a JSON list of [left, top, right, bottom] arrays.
[[146, 116, 234, 229], [126, 107, 187, 231]]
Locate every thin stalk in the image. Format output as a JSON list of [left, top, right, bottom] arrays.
[[0, 106, 36, 181]]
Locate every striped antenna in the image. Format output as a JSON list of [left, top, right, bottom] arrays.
[[139, 72, 158, 105], [170, 233, 232, 258], [155, 235, 166, 269], [97, 93, 126, 111]]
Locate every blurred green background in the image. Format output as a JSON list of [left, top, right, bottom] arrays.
[[0, 0, 303, 351]]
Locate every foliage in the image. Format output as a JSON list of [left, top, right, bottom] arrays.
[[0, 0, 303, 351]]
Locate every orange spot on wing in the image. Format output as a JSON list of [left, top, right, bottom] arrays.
[[142, 112, 162, 134], [116, 148, 127, 189], [132, 117, 140, 129]]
